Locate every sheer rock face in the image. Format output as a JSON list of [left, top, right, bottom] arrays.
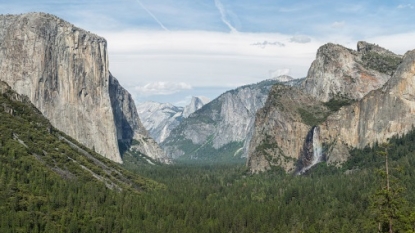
[[0, 13, 165, 163], [247, 85, 324, 173], [109, 74, 167, 162], [301, 42, 401, 102], [247, 42, 410, 173], [320, 49, 415, 165]]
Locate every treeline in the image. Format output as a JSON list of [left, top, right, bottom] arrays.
[[1, 83, 415, 232], [126, 130, 415, 232]]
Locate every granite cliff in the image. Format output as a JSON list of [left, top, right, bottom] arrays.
[[248, 42, 406, 173], [0, 12, 165, 163], [302, 41, 401, 102]]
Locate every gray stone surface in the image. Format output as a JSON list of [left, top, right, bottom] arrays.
[[301, 42, 401, 102], [0, 13, 165, 163], [247, 42, 414, 173]]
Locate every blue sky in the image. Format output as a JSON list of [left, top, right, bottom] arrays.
[[1, 0, 415, 105]]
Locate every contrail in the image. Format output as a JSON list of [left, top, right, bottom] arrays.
[[136, 0, 169, 31], [214, 0, 237, 33]]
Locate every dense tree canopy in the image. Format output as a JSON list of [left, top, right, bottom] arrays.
[[1, 85, 415, 232]]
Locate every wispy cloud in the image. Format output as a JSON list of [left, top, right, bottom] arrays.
[[397, 4, 414, 9], [251, 41, 285, 48], [331, 21, 346, 29], [214, 0, 237, 32], [290, 35, 311, 43], [135, 82, 192, 96], [135, 0, 169, 31]]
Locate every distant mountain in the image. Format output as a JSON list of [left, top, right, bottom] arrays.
[[182, 96, 210, 118], [137, 102, 184, 143], [161, 79, 287, 162], [137, 96, 209, 143], [273, 75, 294, 82]]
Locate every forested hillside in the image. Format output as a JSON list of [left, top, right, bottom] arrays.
[[1, 79, 415, 232], [125, 130, 415, 232], [0, 81, 162, 232]]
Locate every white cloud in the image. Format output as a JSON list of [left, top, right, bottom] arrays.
[[99, 29, 415, 103], [269, 69, 291, 78], [397, 4, 414, 9], [135, 82, 192, 96], [251, 41, 285, 48], [101, 30, 321, 90], [331, 21, 346, 29], [364, 32, 415, 55], [290, 35, 311, 43]]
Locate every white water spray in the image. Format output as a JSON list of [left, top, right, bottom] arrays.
[[311, 126, 323, 167], [299, 126, 323, 174]]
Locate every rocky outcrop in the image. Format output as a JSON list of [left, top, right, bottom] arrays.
[[109, 73, 166, 162], [301, 42, 401, 102], [136, 101, 183, 143], [247, 84, 327, 173], [162, 79, 279, 161], [0, 12, 165, 163], [320, 48, 415, 165], [182, 96, 210, 118], [137, 96, 209, 144], [247, 42, 409, 173]]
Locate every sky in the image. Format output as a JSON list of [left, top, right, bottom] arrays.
[[1, 0, 415, 106]]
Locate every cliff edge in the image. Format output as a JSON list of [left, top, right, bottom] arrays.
[[0, 12, 165, 163]]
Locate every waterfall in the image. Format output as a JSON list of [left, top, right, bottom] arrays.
[[311, 126, 323, 167], [298, 126, 323, 174]]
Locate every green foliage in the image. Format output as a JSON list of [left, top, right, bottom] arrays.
[[369, 144, 414, 232], [324, 96, 354, 112], [298, 107, 329, 126], [0, 86, 163, 232], [176, 140, 246, 164], [360, 51, 402, 75], [2, 82, 415, 232], [298, 95, 353, 126]]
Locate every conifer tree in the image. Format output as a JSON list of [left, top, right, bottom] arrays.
[[370, 143, 407, 233]]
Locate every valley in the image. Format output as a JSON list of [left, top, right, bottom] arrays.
[[1, 10, 415, 233]]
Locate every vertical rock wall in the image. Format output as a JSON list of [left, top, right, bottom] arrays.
[[0, 12, 165, 163]]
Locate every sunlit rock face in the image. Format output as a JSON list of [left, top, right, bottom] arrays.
[[247, 42, 409, 173], [302, 42, 401, 102], [0, 12, 166, 163]]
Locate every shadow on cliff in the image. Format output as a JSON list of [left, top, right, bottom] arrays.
[[108, 73, 138, 159]]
